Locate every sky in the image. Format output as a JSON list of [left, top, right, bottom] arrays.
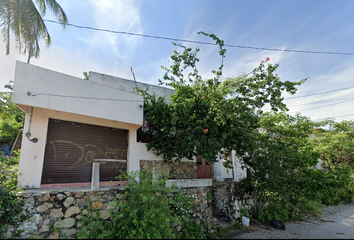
[[1, 0, 354, 122]]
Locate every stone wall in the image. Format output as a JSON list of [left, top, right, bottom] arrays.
[[212, 181, 253, 221], [140, 160, 197, 179], [8, 187, 125, 239], [7, 181, 253, 239]]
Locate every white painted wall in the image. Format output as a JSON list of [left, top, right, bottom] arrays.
[[89, 72, 175, 102], [213, 150, 247, 182], [16, 106, 141, 188], [12, 61, 143, 126], [12, 61, 195, 188], [232, 150, 247, 182]]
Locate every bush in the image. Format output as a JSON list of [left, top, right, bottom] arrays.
[[76, 170, 206, 239], [0, 152, 28, 239], [0, 164, 18, 191], [0, 189, 28, 239], [297, 167, 354, 206], [255, 166, 354, 225]]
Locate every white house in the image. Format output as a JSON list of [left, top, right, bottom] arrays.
[[11, 61, 245, 189]]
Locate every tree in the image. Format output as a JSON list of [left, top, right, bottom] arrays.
[[83, 71, 89, 80], [139, 32, 307, 165], [0, 0, 68, 60], [309, 119, 354, 169], [0, 82, 24, 145], [241, 112, 319, 221]]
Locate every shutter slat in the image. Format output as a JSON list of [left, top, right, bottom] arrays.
[[41, 119, 128, 184]]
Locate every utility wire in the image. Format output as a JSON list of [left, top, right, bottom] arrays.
[[285, 85, 354, 100], [29, 92, 143, 102], [44, 19, 354, 56], [314, 113, 354, 120], [288, 96, 354, 107], [289, 98, 354, 113]]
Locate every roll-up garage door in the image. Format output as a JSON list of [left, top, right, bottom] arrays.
[[41, 119, 128, 184]]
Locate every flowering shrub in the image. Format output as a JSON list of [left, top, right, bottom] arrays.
[[169, 190, 205, 239], [139, 33, 306, 165], [0, 152, 20, 191], [169, 190, 197, 219], [0, 165, 18, 191]]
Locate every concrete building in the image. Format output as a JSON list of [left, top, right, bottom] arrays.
[[11, 61, 246, 189]]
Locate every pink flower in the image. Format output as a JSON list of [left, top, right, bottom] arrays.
[[197, 142, 200, 145], [261, 61, 264, 64], [266, 57, 270, 61], [263, 90, 265, 92]]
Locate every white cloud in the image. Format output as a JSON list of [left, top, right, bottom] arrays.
[[82, 0, 143, 60]]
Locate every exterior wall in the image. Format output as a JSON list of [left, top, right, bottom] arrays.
[[88, 72, 175, 102], [8, 182, 253, 239], [11, 61, 182, 189], [12, 61, 245, 189], [140, 160, 197, 179], [232, 150, 247, 181], [212, 182, 253, 221], [214, 151, 247, 182], [17, 107, 140, 188], [12, 61, 143, 126]]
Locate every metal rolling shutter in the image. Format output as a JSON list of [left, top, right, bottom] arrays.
[[41, 119, 128, 184]]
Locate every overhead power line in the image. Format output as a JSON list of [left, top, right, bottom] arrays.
[[44, 19, 354, 56], [288, 96, 354, 107], [285, 85, 354, 100], [289, 98, 354, 113], [314, 113, 354, 120]]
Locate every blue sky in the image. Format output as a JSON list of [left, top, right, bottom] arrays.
[[1, 0, 354, 122]]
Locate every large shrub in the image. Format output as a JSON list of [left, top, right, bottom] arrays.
[[76, 170, 205, 239], [0, 153, 28, 239]]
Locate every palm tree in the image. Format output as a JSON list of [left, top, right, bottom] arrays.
[[0, 0, 68, 62]]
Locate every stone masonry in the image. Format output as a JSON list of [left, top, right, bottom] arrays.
[[140, 160, 197, 179], [6, 181, 253, 239]]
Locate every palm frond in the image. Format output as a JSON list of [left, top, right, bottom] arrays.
[[0, 0, 68, 58]]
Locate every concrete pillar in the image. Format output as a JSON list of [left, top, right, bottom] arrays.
[[152, 167, 158, 182], [232, 150, 237, 182], [91, 162, 100, 191], [213, 153, 223, 182], [17, 108, 49, 188]]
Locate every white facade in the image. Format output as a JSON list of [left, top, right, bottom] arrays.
[[11, 61, 178, 189], [213, 150, 247, 182], [12, 61, 245, 189]]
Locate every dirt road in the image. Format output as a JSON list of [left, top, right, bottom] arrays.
[[226, 203, 354, 239]]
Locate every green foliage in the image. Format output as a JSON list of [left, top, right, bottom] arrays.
[[0, 163, 18, 191], [241, 113, 354, 224], [0, 83, 24, 145], [297, 167, 354, 205], [139, 33, 306, 164], [177, 218, 205, 239], [207, 188, 214, 201], [309, 119, 354, 169], [0, 152, 28, 239], [0, 189, 28, 239], [242, 112, 319, 219], [75, 209, 113, 239], [111, 171, 177, 239], [169, 189, 197, 219], [0, 0, 68, 58], [76, 170, 206, 239]]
